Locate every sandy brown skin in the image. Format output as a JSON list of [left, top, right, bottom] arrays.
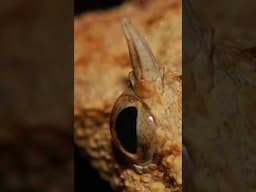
[[74, 0, 181, 191], [183, 0, 256, 191]]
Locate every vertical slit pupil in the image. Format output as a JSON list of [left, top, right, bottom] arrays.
[[115, 107, 137, 154]]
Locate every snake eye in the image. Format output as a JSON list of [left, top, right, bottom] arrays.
[[115, 106, 137, 154], [110, 94, 157, 165]]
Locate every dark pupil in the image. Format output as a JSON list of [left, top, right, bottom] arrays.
[[115, 107, 137, 154]]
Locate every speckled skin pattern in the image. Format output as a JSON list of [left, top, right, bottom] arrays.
[[74, 0, 181, 191]]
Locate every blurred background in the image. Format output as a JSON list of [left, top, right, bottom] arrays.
[[75, 0, 124, 15], [0, 0, 73, 191]]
